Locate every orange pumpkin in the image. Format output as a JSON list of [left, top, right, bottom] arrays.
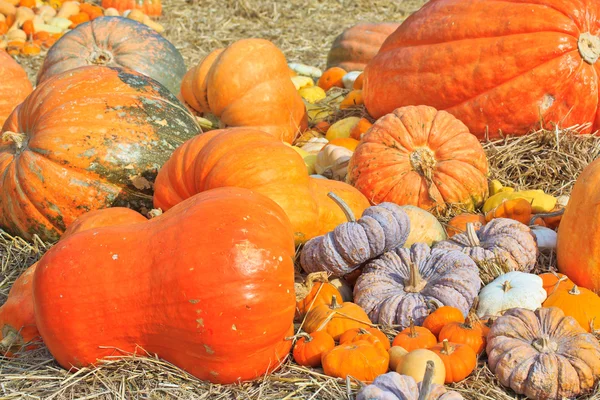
[[339, 327, 391, 351], [317, 67, 347, 91], [34, 187, 296, 384], [485, 198, 532, 225], [446, 213, 486, 237], [0, 51, 32, 127], [181, 39, 308, 143], [0, 66, 201, 242], [543, 285, 600, 332], [438, 316, 486, 355], [347, 105, 489, 213], [392, 319, 437, 351], [101, 0, 162, 16], [349, 117, 372, 140], [539, 272, 575, 297], [430, 339, 477, 383], [363, 0, 600, 139], [422, 304, 466, 337], [303, 295, 372, 340], [292, 331, 335, 367], [327, 137, 360, 151], [339, 90, 364, 109], [321, 340, 389, 382], [153, 128, 369, 244], [295, 272, 343, 320], [353, 73, 364, 90]]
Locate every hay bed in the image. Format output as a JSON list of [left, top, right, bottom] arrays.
[[3, 0, 600, 398]]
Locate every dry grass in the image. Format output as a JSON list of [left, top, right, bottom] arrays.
[[4, 0, 600, 398]]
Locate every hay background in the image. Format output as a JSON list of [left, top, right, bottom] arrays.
[[3, 0, 600, 398]]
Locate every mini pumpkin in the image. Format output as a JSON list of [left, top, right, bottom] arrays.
[[396, 349, 445, 384], [295, 272, 343, 320], [438, 316, 486, 355], [292, 331, 335, 367], [354, 243, 480, 327], [433, 218, 538, 274], [422, 304, 465, 338], [400, 205, 447, 247], [322, 340, 389, 382], [430, 339, 477, 383], [539, 271, 574, 296], [388, 346, 409, 371], [543, 285, 600, 332], [484, 198, 532, 225], [446, 213, 486, 238], [339, 327, 390, 351], [303, 295, 372, 340], [487, 307, 600, 399], [391, 318, 437, 351], [301, 194, 410, 277]]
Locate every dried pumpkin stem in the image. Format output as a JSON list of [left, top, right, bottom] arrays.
[[0, 331, 19, 352], [87, 48, 114, 65], [465, 223, 481, 247], [418, 360, 436, 400], [2, 131, 26, 151], [441, 339, 453, 355], [528, 208, 565, 225], [578, 32, 600, 65], [330, 295, 341, 310], [568, 285, 581, 295], [502, 280, 511, 292], [327, 192, 355, 222], [410, 147, 436, 181], [409, 317, 417, 338], [532, 335, 558, 353], [404, 262, 427, 293]]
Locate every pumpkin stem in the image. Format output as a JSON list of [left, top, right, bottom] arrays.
[[465, 223, 481, 247], [502, 280, 511, 293], [426, 300, 440, 312], [568, 285, 581, 295], [2, 131, 27, 152], [532, 335, 558, 353], [441, 339, 453, 355], [330, 295, 342, 310], [404, 262, 427, 293], [528, 208, 565, 225], [578, 32, 600, 65], [408, 317, 417, 338], [327, 192, 356, 222], [296, 332, 313, 343], [418, 360, 435, 400], [0, 330, 19, 352], [410, 147, 436, 182], [87, 48, 114, 65]]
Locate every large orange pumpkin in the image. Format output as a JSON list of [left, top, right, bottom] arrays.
[[33, 187, 296, 384], [180, 39, 307, 143], [0, 52, 32, 127], [326, 22, 400, 71], [363, 0, 600, 139], [37, 17, 185, 95], [558, 158, 600, 292], [0, 66, 201, 242], [347, 105, 489, 213], [153, 127, 370, 244]]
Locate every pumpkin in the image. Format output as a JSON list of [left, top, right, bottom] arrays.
[[339, 327, 391, 351], [349, 117, 372, 140], [484, 198, 532, 225], [0, 66, 200, 242], [153, 128, 369, 245], [391, 319, 437, 351], [37, 17, 185, 95], [430, 340, 477, 383], [484, 189, 557, 215], [347, 105, 489, 214], [303, 295, 371, 340], [433, 218, 538, 274], [354, 243, 480, 327], [33, 187, 296, 384], [397, 349, 445, 385], [339, 89, 364, 109], [321, 340, 389, 382], [422, 304, 465, 338], [438, 316, 486, 355], [295, 272, 343, 320], [327, 138, 360, 152], [0, 50, 32, 127], [400, 205, 447, 247], [317, 67, 347, 91], [301, 194, 410, 276], [446, 213, 486, 238], [477, 271, 547, 319], [101, 0, 161, 16], [326, 22, 400, 71], [558, 158, 600, 292], [363, 0, 600, 139], [292, 331, 335, 367], [543, 285, 600, 332], [539, 271, 574, 297], [356, 369, 465, 400], [181, 39, 308, 143], [487, 307, 600, 399], [0, 206, 147, 356], [326, 116, 362, 141], [314, 144, 353, 181], [388, 346, 409, 371]]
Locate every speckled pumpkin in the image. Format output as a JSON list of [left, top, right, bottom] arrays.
[[36, 17, 186, 95], [0, 51, 32, 127], [301, 198, 411, 277], [0, 66, 200, 241], [356, 371, 465, 400], [354, 243, 480, 327], [433, 218, 538, 274], [487, 307, 600, 400]]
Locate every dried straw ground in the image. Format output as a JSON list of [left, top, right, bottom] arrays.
[[3, 0, 600, 398]]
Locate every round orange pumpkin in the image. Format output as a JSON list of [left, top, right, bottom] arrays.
[[322, 340, 389, 382], [430, 339, 477, 383], [0, 51, 32, 127], [446, 213, 486, 237], [292, 331, 335, 367], [392, 320, 437, 352], [422, 304, 465, 338], [295, 272, 343, 320], [438, 317, 486, 355], [339, 327, 391, 351], [363, 0, 600, 139], [347, 105, 489, 213]]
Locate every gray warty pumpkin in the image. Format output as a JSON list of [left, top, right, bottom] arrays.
[[354, 243, 480, 327], [433, 218, 538, 273], [487, 307, 600, 400], [300, 193, 410, 277]]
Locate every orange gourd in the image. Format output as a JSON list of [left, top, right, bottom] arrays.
[[0, 50, 32, 127], [292, 331, 335, 367], [34, 187, 296, 384], [438, 316, 486, 355], [21, 19, 33, 35], [327, 137, 360, 151], [339, 327, 391, 351], [68, 11, 90, 28], [392, 319, 437, 351], [543, 285, 600, 332], [485, 198, 532, 225], [0, 21, 8, 35], [353, 73, 364, 90], [295, 272, 342, 320], [422, 304, 465, 338], [321, 340, 389, 382], [303, 295, 372, 340], [317, 67, 347, 91], [430, 339, 477, 383], [339, 90, 364, 109], [539, 272, 574, 297], [101, 0, 162, 16], [349, 117, 372, 140], [313, 121, 331, 134], [446, 213, 486, 237]]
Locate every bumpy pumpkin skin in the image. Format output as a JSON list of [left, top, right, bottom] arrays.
[[557, 158, 600, 292], [326, 22, 400, 71], [0, 66, 200, 242], [37, 17, 185, 95], [357, 371, 465, 400], [347, 105, 489, 214], [487, 307, 600, 399], [354, 243, 481, 327], [363, 0, 600, 139], [34, 187, 296, 384], [0, 52, 32, 127], [153, 128, 369, 244]]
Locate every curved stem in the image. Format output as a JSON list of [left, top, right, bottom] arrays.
[[327, 192, 355, 222], [2, 131, 26, 151], [418, 360, 435, 400], [528, 208, 565, 225], [465, 223, 481, 247]]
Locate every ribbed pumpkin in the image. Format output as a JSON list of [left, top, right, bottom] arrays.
[[543, 285, 600, 332], [326, 22, 400, 71], [34, 187, 296, 384], [153, 128, 369, 244], [101, 0, 162, 16], [363, 0, 600, 139], [180, 39, 308, 143], [0, 66, 200, 241], [0, 51, 32, 127], [558, 158, 600, 292], [347, 105, 489, 214], [37, 17, 185, 95]]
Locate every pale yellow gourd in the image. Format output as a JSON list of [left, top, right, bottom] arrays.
[[397, 349, 446, 384], [389, 346, 409, 371], [301, 137, 329, 154], [483, 190, 557, 214], [103, 7, 120, 17], [36, 5, 56, 22], [326, 117, 361, 140], [8, 7, 34, 32], [56, 1, 79, 19], [291, 75, 314, 90], [294, 129, 325, 147], [315, 144, 353, 181], [299, 86, 326, 104], [0, 0, 16, 17]]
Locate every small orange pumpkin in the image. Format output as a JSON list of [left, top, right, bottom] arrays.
[[295, 272, 343, 320], [317, 67, 347, 91], [539, 271, 574, 297], [303, 295, 372, 340], [438, 316, 486, 355], [430, 339, 477, 383], [339, 327, 391, 351], [339, 90, 364, 109], [485, 198, 532, 225], [353, 73, 364, 90], [321, 340, 389, 382], [392, 318, 437, 351], [543, 285, 600, 332], [446, 213, 486, 237], [327, 138, 360, 152], [349, 117, 372, 140], [292, 331, 335, 367], [422, 304, 465, 338]]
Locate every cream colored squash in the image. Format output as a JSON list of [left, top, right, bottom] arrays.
[[477, 271, 547, 318], [400, 205, 447, 247], [315, 144, 353, 181]]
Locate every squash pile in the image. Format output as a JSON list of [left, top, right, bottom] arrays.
[[1, 1, 600, 399]]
